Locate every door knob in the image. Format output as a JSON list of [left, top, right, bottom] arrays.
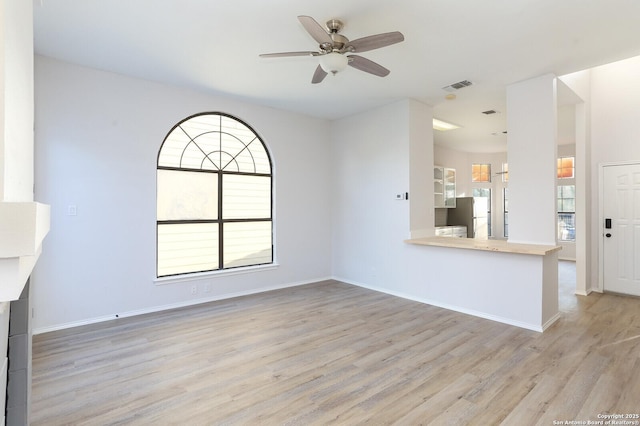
[[606, 233, 612, 238]]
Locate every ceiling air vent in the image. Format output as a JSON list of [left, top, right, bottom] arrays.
[[442, 80, 473, 92]]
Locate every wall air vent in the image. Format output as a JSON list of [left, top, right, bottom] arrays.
[[442, 80, 473, 92]]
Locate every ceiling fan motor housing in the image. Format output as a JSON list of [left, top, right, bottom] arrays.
[[328, 33, 348, 52]]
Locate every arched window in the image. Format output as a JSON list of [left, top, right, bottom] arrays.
[[156, 113, 273, 277]]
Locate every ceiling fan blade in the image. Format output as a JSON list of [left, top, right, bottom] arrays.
[[348, 31, 404, 53], [347, 55, 390, 77], [311, 65, 328, 84], [259, 51, 319, 58], [298, 15, 333, 46]]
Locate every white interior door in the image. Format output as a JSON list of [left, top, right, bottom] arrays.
[[603, 163, 640, 296]]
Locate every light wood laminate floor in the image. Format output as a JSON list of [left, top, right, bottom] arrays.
[[32, 263, 640, 425]]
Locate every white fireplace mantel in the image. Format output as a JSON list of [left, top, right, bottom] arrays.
[[0, 202, 50, 301]]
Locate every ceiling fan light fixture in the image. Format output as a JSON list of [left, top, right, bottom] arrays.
[[319, 52, 348, 75]]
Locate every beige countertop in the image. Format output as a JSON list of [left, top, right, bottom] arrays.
[[405, 236, 562, 256]]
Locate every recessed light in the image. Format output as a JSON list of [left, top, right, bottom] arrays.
[[445, 94, 457, 100]]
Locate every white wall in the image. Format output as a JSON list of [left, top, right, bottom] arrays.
[[0, 0, 34, 202], [591, 56, 640, 164], [32, 57, 333, 332], [330, 100, 413, 287], [589, 55, 640, 291]]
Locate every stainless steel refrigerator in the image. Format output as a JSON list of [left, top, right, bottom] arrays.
[[447, 197, 489, 239]]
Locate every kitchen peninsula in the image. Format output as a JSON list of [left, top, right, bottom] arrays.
[[405, 236, 561, 332]]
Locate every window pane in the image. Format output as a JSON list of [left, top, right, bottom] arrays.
[[158, 223, 219, 276], [502, 163, 509, 182], [563, 199, 575, 212], [220, 117, 270, 174], [558, 213, 576, 242], [249, 141, 272, 174], [221, 116, 256, 145], [472, 164, 491, 182], [557, 185, 575, 213], [503, 188, 508, 237], [158, 129, 192, 168], [472, 188, 491, 237], [180, 139, 218, 170], [219, 133, 247, 172], [557, 156, 575, 179], [473, 188, 490, 198], [562, 185, 575, 198], [471, 164, 480, 181], [190, 132, 223, 170], [157, 169, 218, 220], [223, 221, 272, 268], [223, 174, 271, 219], [181, 114, 221, 136]]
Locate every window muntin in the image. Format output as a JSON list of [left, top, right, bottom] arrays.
[[472, 164, 491, 183], [157, 113, 272, 278]]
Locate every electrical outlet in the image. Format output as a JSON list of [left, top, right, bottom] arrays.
[[190, 285, 197, 295]]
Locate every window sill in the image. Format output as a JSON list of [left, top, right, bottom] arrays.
[[154, 263, 280, 285]]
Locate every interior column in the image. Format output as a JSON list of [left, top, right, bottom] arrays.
[[506, 74, 559, 328], [506, 74, 558, 245]]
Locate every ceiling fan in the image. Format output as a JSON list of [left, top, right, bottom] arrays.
[[259, 15, 405, 84]]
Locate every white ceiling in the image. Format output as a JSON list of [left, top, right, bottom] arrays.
[[33, 0, 640, 153]]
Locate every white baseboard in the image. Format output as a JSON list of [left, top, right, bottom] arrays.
[[334, 275, 548, 333], [541, 312, 561, 331], [33, 276, 332, 335]]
